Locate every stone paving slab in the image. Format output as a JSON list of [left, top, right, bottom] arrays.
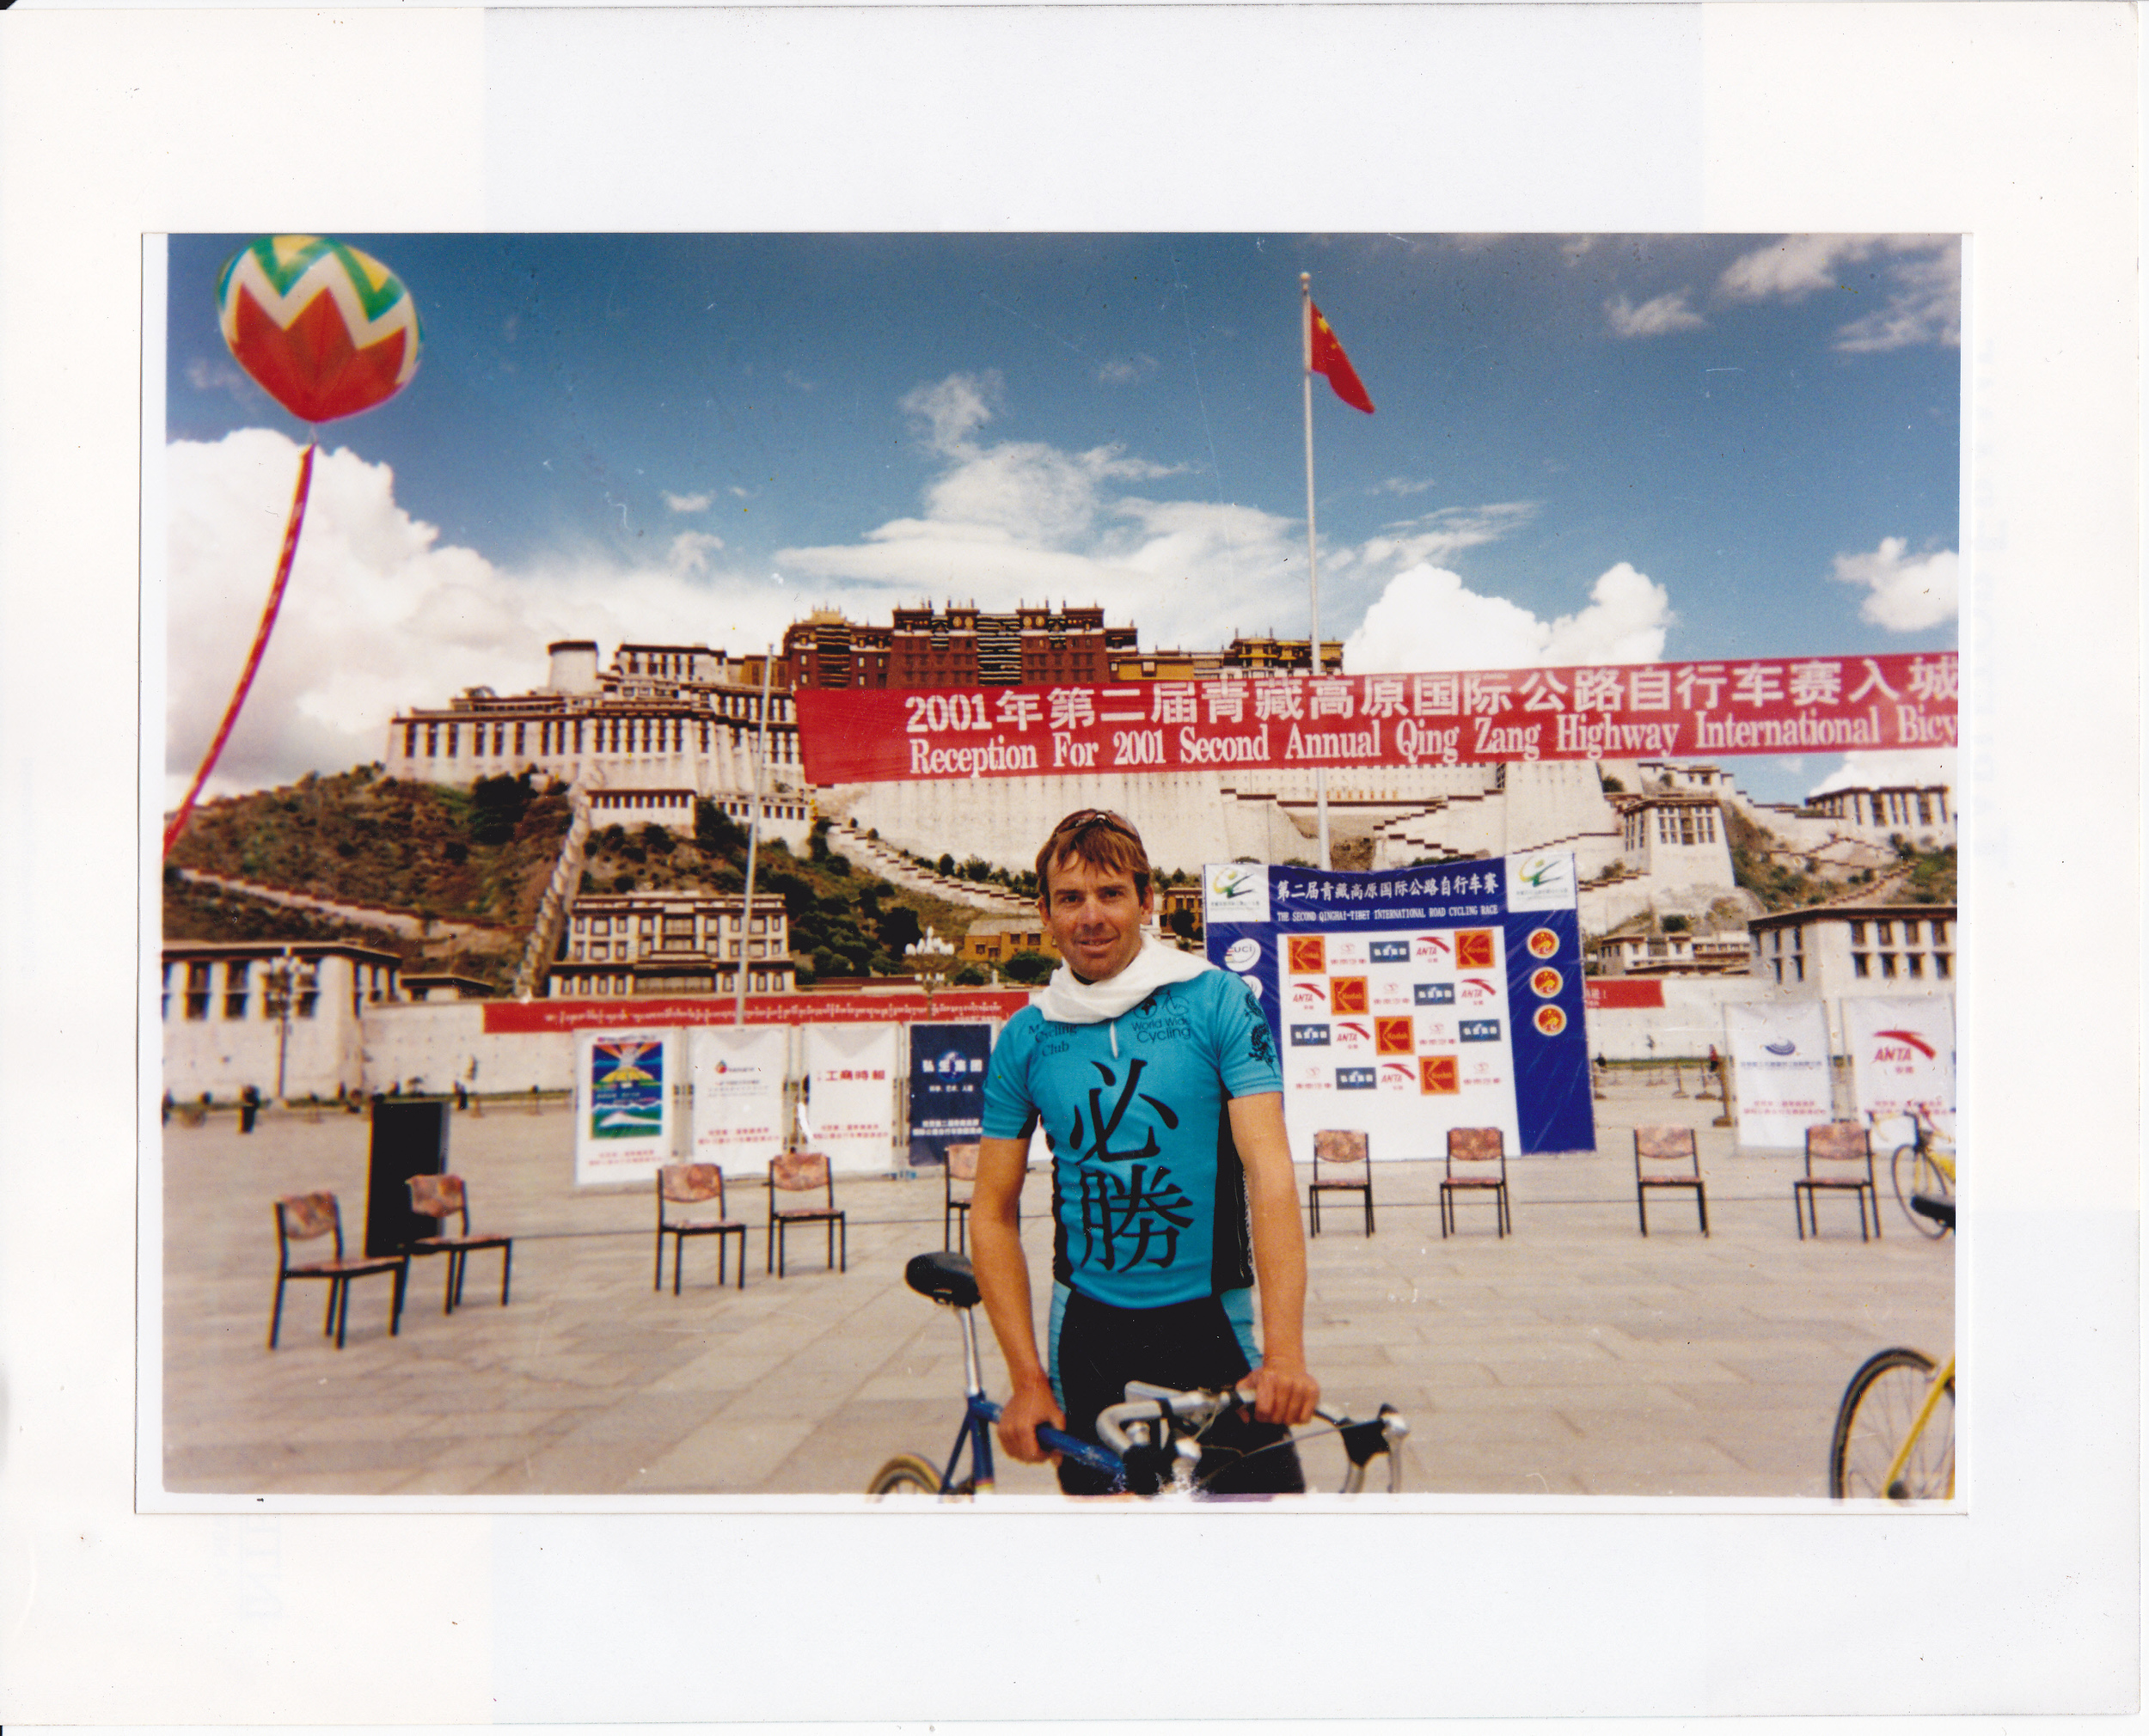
[[156, 1082, 1952, 1501]]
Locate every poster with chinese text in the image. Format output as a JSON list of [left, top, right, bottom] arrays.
[[1723, 1001, 1833, 1148], [573, 1028, 676, 1184], [1203, 853, 1593, 1160], [907, 1022, 991, 1168], [799, 1023, 899, 1173], [686, 1024, 790, 1176]]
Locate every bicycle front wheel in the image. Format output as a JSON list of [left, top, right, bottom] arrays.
[[1892, 1145, 1953, 1237], [1828, 1348, 1954, 1500], [866, 1453, 950, 1500]]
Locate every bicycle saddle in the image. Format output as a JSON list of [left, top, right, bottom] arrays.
[[905, 1250, 980, 1309]]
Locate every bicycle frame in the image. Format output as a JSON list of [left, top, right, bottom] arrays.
[[933, 1293, 1122, 1494]]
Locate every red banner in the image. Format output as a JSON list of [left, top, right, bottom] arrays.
[[795, 652, 1957, 784], [1584, 980, 1666, 1010], [483, 989, 1032, 1035]]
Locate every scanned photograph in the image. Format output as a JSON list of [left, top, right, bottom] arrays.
[[154, 231, 1959, 1502]]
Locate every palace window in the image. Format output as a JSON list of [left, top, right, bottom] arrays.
[[185, 961, 211, 1020], [224, 961, 251, 1020], [1936, 952, 1952, 978], [1931, 920, 1950, 946], [1907, 954, 1924, 977], [294, 963, 319, 1018], [1792, 957, 1805, 982], [1852, 953, 1870, 978], [1880, 954, 1898, 979], [1903, 920, 1921, 944], [1849, 921, 1867, 945], [1877, 921, 1895, 944]]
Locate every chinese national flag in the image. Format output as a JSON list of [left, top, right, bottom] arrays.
[[1309, 301, 1375, 413]]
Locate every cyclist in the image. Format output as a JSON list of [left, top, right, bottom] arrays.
[[970, 809, 1319, 1495]]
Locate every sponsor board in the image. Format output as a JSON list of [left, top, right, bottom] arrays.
[[1208, 858, 1592, 1159]]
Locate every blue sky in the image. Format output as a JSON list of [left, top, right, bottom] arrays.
[[164, 231, 1958, 805]]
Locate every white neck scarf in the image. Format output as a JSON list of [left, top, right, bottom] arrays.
[[1034, 932, 1211, 1026]]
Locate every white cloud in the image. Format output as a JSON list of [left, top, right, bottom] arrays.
[[664, 491, 712, 513], [1342, 559, 1672, 673], [1604, 290, 1705, 339], [1808, 749, 1956, 800], [164, 430, 804, 804], [668, 529, 725, 573], [1717, 235, 1960, 351], [1830, 536, 1958, 631], [186, 354, 255, 406], [1356, 503, 1536, 572], [1096, 354, 1157, 386], [901, 370, 1001, 455], [1561, 236, 1598, 266]]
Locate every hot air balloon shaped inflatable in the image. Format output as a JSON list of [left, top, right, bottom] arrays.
[[164, 236, 422, 855]]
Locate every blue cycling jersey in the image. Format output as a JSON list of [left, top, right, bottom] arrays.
[[982, 968, 1282, 1309]]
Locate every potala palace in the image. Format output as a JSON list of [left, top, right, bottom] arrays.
[[383, 624, 1954, 944]]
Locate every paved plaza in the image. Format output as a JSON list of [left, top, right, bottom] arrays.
[[160, 1079, 1953, 1501]]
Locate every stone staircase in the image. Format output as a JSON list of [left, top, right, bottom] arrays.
[[830, 820, 1035, 914], [511, 774, 599, 998]]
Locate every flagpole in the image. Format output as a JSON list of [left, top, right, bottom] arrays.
[[1301, 272, 1330, 871], [735, 645, 774, 1029]]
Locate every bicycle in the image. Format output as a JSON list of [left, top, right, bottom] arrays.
[[1828, 1196, 1956, 1500], [1882, 1101, 1956, 1238], [866, 1250, 1409, 1499]]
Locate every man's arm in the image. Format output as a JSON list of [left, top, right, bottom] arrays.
[[969, 1132, 1065, 1463], [1227, 1091, 1321, 1426]]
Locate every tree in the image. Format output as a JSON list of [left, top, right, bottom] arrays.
[[640, 822, 676, 857], [695, 798, 746, 855], [877, 903, 923, 956], [1003, 950, 1056, 985], [952, 963, 989, 987]]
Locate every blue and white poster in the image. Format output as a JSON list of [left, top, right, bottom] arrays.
[[1203, 853, 1595, 1160], [908, 1022, 991, 1167], [573, 1028, 677, 1184]]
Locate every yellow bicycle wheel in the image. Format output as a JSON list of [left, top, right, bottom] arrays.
[[866, 1453, 955, 1500], [1828, 1348, 1954, 1500]]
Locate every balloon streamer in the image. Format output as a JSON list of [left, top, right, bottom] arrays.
[[162, 443, 315, 857]]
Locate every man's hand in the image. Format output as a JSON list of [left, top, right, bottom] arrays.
[[995, 1374, 1067, 1464], [1241, 1354, 1320, 1427]]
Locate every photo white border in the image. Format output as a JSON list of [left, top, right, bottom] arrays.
[[1, 2, 2135, 1724]]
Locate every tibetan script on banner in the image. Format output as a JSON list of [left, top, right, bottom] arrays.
[[795, 652, 1957, 784]]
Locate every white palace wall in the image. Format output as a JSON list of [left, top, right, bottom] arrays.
[[363, 1002, 575, 1096]]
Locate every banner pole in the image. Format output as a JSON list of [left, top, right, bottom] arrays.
[[1301, 272, 1329, 870], [736, 646, 774, 1029]]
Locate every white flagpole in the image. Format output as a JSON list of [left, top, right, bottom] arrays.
[[1301, 272, 1331, 870], [735, 645, 774, 1028]]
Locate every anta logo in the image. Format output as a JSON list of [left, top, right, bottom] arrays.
[[1873, 1029, 1938, 1059], [1764, 1040, 1797, 1056], [1459, 1018, 1501, 1042], [1379, 1061, 1417, 1089], [1414, 982, 1455, 1006], [1336, 1067, 1376, 1090], [1289, 1024, 1331, 1046], [1458, 976, 1500, 1006], [1414, 934, 1452, 963], [1332, 1021, 1374, 1049], [1369, 940, 1411, 963], [1289, 981, 1328, 1012]]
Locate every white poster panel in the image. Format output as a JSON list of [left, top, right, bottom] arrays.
[[1280, 924, 1521, 1163], [1723, 1000, 1833, 1148], [799, 1023, 900, 1174], [1845, 994, 1956, 1129], [686, 1024, 790, 1176], [572, 1027, 677, 1185]]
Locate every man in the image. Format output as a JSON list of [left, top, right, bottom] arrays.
[[971, 809, 1319, 1495]]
